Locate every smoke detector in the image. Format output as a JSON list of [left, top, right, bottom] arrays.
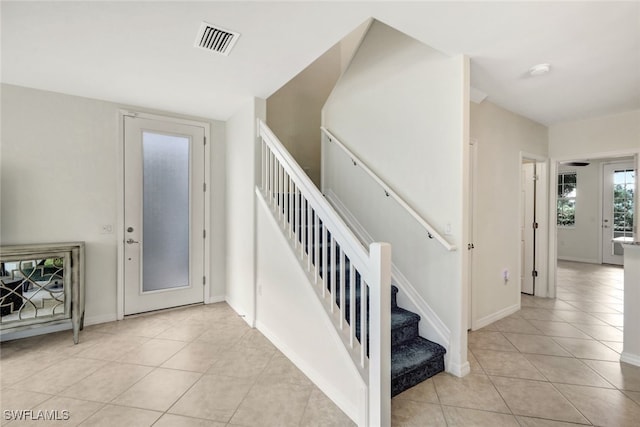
[[195, 22, 240, 56], [529, 63, 551, 77]]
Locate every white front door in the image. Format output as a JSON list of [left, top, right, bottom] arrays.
[[602, 162, 635, 265], [123, 116, 205, 315]]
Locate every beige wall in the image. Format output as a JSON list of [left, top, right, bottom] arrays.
[[470, 100, 548, 326], [0, 84, 226, 324], [266, 45, 342, 186], [549, 110, 640, 158], [266, 20, 369, 187]]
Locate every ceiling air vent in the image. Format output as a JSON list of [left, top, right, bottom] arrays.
[[195, 22, 240, 56]]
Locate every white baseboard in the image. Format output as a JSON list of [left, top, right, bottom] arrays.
[[557, 256, 600, 264], [621, 352, 640, 367], [446, 360, 471, 378], [256, 321, 363, 426], [325, 189, 451, 350], [472, 303, 520, 331], [84, 313, 118, 326], [225, 296, 255, 327], [207, 295, 226, 304]]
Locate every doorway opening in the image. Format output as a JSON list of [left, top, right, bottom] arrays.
[[550, 153, 638, 298], [520, 155, 548, 298]]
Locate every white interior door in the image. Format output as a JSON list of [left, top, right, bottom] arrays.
[[124, 116, 205, 315], [521, 162, 536, 295], [602, 162, 635, 265]]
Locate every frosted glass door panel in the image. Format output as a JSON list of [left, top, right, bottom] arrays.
[[142, 132, 190, 292]]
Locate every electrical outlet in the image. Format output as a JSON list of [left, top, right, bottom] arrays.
[[101, 224, 113, 234]]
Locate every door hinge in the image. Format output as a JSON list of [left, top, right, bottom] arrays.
[[467, 243, 475, 250], [203, 276, 206, 285], [204, 136, 207, 146], [203, 182, 207, 192], [533, 222, 539, 229], [532, 270, 538, 277], [203, 230, 207, 239]]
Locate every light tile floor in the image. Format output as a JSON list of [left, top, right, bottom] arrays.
[[392, 261, 640, 426], [1, 261, 639, 426], [0, 303, 354, 426]]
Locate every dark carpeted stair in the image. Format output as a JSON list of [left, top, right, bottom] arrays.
[[391, 285, 446, 396]]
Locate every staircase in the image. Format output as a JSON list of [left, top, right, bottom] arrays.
[[391, 285, 445, 396], [281, 164, 446, 397], [258, 119, 448, 424]]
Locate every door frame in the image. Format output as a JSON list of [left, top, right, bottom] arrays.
[[117, 110, 211, 320], [519, 152, 549, 298], [548, 149, 639, 299]]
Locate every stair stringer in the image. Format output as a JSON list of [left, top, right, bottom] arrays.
[[325, 189, 452, 366], [255, 189, 368, 425]]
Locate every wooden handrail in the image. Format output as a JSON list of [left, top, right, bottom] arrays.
[[321, 127, 457, 252]]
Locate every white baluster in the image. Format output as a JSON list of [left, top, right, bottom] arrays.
[[314, 214, 319, 284], [261, 140, 266, 191], [349, 263, 355, 348], [339, 249, 345, 329], [283, 171, 289, 228], [360, 280, 367, 368], [300, 197, 306, 259], [322, 225, 327, 298], [288, 177, 293, 238], [307, 204, 312, 270], [330, 236, 336, 313], [293, 186, 298, 249]]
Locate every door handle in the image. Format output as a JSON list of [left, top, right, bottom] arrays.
[[126, 238, 139, 244]]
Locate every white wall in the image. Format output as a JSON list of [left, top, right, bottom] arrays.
[[469, 101, 548, 326], [224, 97, 266, 325], [254, 192, 365, 425], [322, 21, 469, 375], [0, 84, 226, 324]]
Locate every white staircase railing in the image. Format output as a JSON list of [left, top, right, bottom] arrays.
[[257, 120, 391, 426], [321, 127, 456, 252]]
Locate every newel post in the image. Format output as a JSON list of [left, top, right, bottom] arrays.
[[368, 242, 391, 427]]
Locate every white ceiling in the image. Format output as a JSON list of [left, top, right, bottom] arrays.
[[2, 1, 639, 125]]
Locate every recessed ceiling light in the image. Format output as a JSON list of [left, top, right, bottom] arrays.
[[529, 63, 551, 77]]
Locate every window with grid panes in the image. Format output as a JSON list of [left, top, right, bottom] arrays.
[[557, 172, 577, 226]]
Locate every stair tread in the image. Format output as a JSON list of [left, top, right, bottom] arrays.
[[391, 307, 420, 329], [391, 336, 446, 379]]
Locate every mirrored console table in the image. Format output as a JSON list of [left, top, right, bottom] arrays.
[[0, 242, 85, 344]]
